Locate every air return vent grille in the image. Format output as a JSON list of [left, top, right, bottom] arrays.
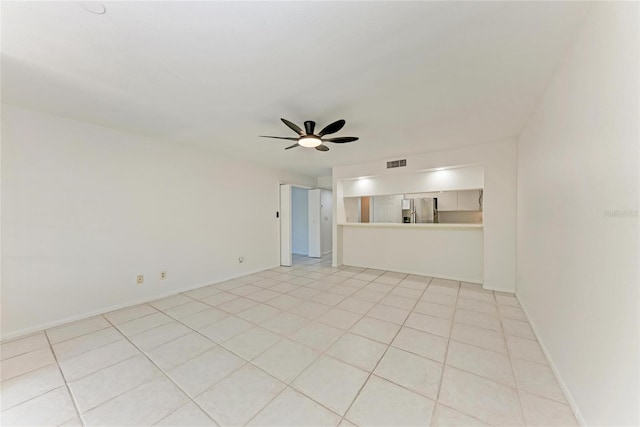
[[386, 159, 407, 169]]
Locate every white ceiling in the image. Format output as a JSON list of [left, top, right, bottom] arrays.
[[2, 1, 589, 177]]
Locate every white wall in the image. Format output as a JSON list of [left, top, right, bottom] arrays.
[[320, 190, 332, 254], [333, 140, 516, 292], [291, 186, 309, 255], [1, 105, 315, 339], [516, 3, 639, 425], [342, 225, 483, 282]]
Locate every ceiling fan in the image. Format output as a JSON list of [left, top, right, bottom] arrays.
[[260, 118, 359, 151]]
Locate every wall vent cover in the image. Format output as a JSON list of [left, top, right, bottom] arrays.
[[386, 159, 407, 169]]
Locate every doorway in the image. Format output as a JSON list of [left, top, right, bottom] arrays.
[[279, 184, 332, 267]]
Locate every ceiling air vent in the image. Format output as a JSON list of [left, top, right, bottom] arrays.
[[386, 159, 407, 169]]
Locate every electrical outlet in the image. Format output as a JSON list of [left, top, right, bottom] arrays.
[[238, 257, 244, 263], [160, 271, 167, 280], [136, 275, 144, 284]]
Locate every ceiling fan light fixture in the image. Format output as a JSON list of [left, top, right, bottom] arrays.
[[298, 135, 322, 148]]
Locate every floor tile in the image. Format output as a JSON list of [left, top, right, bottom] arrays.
[[511, 358, 566, 403], [150, 294, 193, 311], [228, 284, 262, 297], [380, 294, 416, 310], [498, 305, 527, 321], [431, 404, 490, 426], [246, 289, 281, 303], [291, 322, 343, 352], [269, 282, 299, 294], [459, 289, 494, 303], [293, 355, 368, 415], [346, 375, 435, 426], [405, 312, 451, 337], [392, 327, 448, 363], [336, 297, 375, 315], [420, 292, 457, 307], [454, 308, 501, 332], [520, 390, 577, 426], [267, 294, 304, 311], [58, 339, 140, 381], [116, 312, 174, 336], [156, 402, 217, 426], [182, 285, 222, 300], [262, 312, 308, 336], [311, 291, 346, 306], [248, 387, 341, 426], [222, 326, 281, 360], [199, 316, 253, 343], [167, 347, 245, 397], [446, 341, 515, 386], [366, 304, 410, 325], [288, 301, 331, 319], [327, 285, 359, 297], [316, 307, 362, 330], [0, 332, 49, 361], [502, 319, 536, 340], [496, 294, 520, 307], [389, 286, 423, 299], [195, 364, 285, 426], [430, 278, 460, 288], [350, 317, 400, 344], [217, 297, 258, 314], [413, 301, 454, 319], [326, 333, 387, 372], [46, 316, 111, 344], [451, 323, 506, 354], [374, 346, 442, 399], [353, 289, 387, 303], [147, 332, 216, 370], [236, 304, 282, 323], [129, 321, 191, 351], [439, 366, 524, 426], [69, 354, 159, 412], [104, 304, 157, 325], [506, 335, 548, 365], [52, 327, 123, 361], [252, 339, 319, 383], [164, 301, 210, 319], [456, 298, 498, 315], [0, 364, 65, 411], [0, 347, 56, 381], [180, 308, 229, 330], [201, 292, 238, 307], [82, 377, 188, 426], [0, 386, 77, 426]]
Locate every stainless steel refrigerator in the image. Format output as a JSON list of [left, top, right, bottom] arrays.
[[402, 197, 438, 223]]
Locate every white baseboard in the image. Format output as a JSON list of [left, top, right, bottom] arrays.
[[516, 293, 585, 426], [1, 265, 278, 342]]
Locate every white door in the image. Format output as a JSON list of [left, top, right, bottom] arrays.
[[279, 184, 292, 266], [308, 189, 321, 258]]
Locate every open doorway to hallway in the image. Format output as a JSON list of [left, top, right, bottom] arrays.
[[280, 184, 332, 267]]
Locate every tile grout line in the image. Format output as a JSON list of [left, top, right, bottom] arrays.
[[98, 314, 221, 426], [42, 328, 84, 426], [336, 276, 433, 426]]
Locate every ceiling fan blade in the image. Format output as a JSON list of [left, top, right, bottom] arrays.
[[281, 118, 305, 136], [285, 143, 300, 150], [315, 145, 329, 151], [259, 135, 299, 141], [323, 136, 359, 144], [318, 119, 345, 137]]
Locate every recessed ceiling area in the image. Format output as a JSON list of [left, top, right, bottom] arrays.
[[1, 1, 589, 176]]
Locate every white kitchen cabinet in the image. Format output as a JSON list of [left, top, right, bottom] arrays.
[[458, 190, 482, 211], [437, 191, 458, 211]]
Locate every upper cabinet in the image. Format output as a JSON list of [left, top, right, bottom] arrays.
[[437, 191, 458, 211], [438, 190, 482, 211], [457, 190, 482, 211]]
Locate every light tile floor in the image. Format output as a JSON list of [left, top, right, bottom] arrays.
[[0, 254, 578, 426]]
